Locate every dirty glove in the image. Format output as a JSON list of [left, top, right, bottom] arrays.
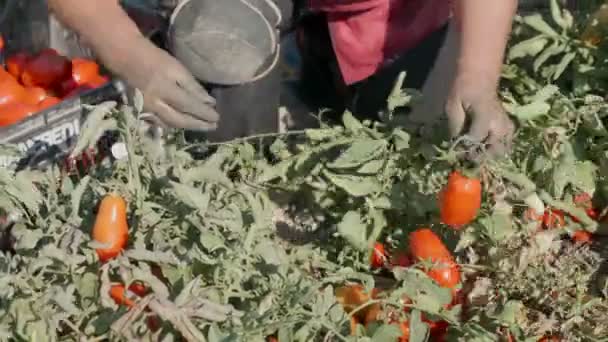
[[444, 74, 515, 156], [48, 0, 219, 131], [111, 35, 220, 130]]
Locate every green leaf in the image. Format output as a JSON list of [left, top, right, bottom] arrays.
[[522, 14, 559, 36], [343, 111, 365, 133], [508, 36, 549, 60], [371, 324, 402, 342], [510, 101, 551, 121], [323, 171, 382, 197], [392, 129, 411, 151], [327, 140, 387, 169], [409, 310, 430, 342], [71, 101, 118, 157], [337, 211, 368, 251], [358, 160, 385, 174], [393, 268, 452, 314], [170, 181, 211, 214], [553, 52, 576, 80], [494, 300, 524, 325], [533, 41, 566, 72], [70, 175, 90, 219]]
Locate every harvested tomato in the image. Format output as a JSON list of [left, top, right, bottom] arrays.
[[58, 78, 78, 97], [542, 209, 565, 229], [439, 171, 482, 229], [572, 230, 592, 243], [38, 48, 59, 56], [6, 53, 30, 79], [0, 77, 27, 106], [24, 87, 48, 105], [0, 102, 37, 127], [370, 242, 386, 269], [109, 284, 136, 307], [71, 58, 100, 85], [92, 194, 128, 262], [38, 97, 61, 110], [21, 52, 71, 88], [409, 228, 453, 263], [427, 260, 460, 289]]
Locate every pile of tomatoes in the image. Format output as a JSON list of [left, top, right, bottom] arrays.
[[0, 47, 108, 127]]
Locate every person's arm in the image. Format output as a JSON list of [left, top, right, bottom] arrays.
[[453, 0, 518, 86], [47, 0, 143, 74]]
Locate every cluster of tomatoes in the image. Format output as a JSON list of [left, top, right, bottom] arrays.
[[335, 228, 460, 342], [524, 192, 600, 244], [0, 44, 108, 127]]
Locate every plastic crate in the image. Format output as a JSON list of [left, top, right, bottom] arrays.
[[0, 80, 126, 170], [0, 1, 127, 170]]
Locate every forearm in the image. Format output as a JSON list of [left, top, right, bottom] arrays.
[[453, 0, 517, 84], [47, 0, 143, 72]]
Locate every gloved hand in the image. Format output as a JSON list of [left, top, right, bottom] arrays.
[[444, 74, 515, 156], [48, 0, 219, 131], [112, 35, 219, 130]]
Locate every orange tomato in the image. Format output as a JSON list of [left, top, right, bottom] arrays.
[[439, 171, 482, 229], [38, 97, 61, 110], [542, 209, 565, 230], [71, 58, 100, 85], [427, 260, 460, 289], [408, 228, 453, 263], [335, 285, 370, 313], [6, 53, 30, 79], [21, 52, 71, 88], [0, 77, 27, 106], [109, 284, 136, 307], [349, 316, 359, 335], [92, 194, 128, 262], [572, 230, 592, 244], [24, 87, 48, 105], [0, 102, 37, 127], [397, 321, 410, 342], [0, 35, 4, 50], [370, 242, 386, 269]]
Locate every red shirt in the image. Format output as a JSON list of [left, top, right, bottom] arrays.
[[309, 0, 451, 85]]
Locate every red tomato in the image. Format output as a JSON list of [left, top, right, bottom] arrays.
[[370, 242, 386, 269], [542, 209, 565, 229], [574, 193, 592, 208], [439, 171, 482, 229], [57, 78, 79, 97], [38, 97, 61, 110], [0, 35, 4, 50], [71, 58, 100, 84], [427, 260, 460, 289], [572, 230, 592, 243], [0, 102, 37, 127], [538, 335, 560, 342], [409, 228, 453, 263], [24, 87, 48, 105], [21, 53, 71, 88], [38, 48, 59, 56], [128, 281, 148, 297], [109, 284, 136, 307], [423, 318, 449, 342], [0, 77, 27, 106], [6, 53, 30, 79]]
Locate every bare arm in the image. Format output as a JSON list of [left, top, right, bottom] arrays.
[[47, 0, 145, 74], [453, 0, 518, 85]]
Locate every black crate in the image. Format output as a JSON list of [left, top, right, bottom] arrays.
[[0, 80, 126, 170]]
